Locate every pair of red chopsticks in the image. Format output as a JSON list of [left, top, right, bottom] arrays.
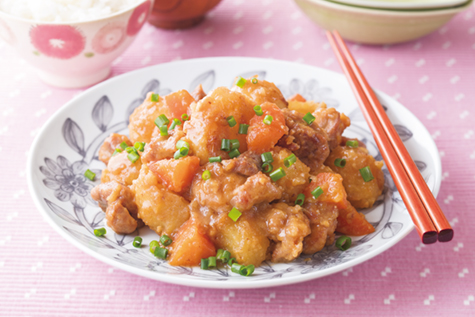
[[326, 31, 453, 244]]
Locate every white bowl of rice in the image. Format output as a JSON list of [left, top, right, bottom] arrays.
[[0, 0, 153, 88]]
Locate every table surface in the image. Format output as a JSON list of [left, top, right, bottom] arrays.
[[1, 0, 474, 316]]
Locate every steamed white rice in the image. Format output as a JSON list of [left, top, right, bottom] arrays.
[[0, 0, 143, 22]]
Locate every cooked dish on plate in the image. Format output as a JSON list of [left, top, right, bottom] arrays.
[[88, 76, 384, 274]]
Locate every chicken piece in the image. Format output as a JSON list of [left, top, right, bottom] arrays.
[[269, 147, 310, 203], [212, 211, 269, 266], [313, 107, 351, 150], [288, 100, 325, 114], [90, 181, 142, 234], [191, 84, 206, 101], [287, 93, 306, 102], [131, 165, 190, 235], [141, 128, 186, 164], [260, 203, 310, 263], [128, 90, 194, 144], [302, 202, 339, 254], [325, 145, 384, 209], [278, 109, 330, 172], [190, 162, 247, 213], [98, 133, 132, 165], [221, 151, 262, 177], [230, 172, 283, 211], [100, 151, 142, 186], [231, 76, 288, 109], [184, 87, 255, 164]]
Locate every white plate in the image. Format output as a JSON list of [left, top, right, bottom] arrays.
[[328, 0, 468, 10], [27, 57, 441, 289]]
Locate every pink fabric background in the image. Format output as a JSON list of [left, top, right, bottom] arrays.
[[1, 0, 474, 316]]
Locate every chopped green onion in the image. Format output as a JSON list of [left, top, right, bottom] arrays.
[[169, 118, 182, 130], [254, 105, 263, 116], [154, 114, 169, 127], [230, 139, 240, 150], [227, 116, 237, 127], [222, 250, 231, 262], [238, 124, 249, 134], [202, 170, 211, 180], [336, 236, 352, 251], [231, 263, 242, 274], [229, 148, 240, 159], [127, 152, 140, 163], [112, 148, 122, 156], [221, 139, 231, 152], [261, 152, 273, 163], [311, 186, 324, 199], [151, 93, 159, 102], [346, 140, 359, 148], [84, 169, 96, 181], [240, 264, 255, 276], [295, 193, 305, 206], [228, 207, 242, 222], [179, 147, 189, 156], [334, 158, 347, 168], [159, 125, 168, 136], [208, 256, 217, 268], [235, 76, 246, 88], [154, 247, 168, 259], [251, 78, 258, 84], [269, 167, 286, 182], [360, 166, 374, 182], [263, 115, 273, 125], [181, 113, 189, 121], [176, 140, 190, 150], [174, 149, 185, 160], [262, 162, 273, 173], [160, 235, 172, 246], [134, 142, 145, 152], [149, 240, 159, 253], [284, 153, 297, 168], [303, 112, 316, 125], [94, 228, 106, 237], [120, 141, 128, 150], [133, 237, 142, 248], [228, 258, 237, 266], [209, 156, 222, 163], [216, 249, 224, 260], [201, 258, 209, 270], [125, 146, 137, 154]]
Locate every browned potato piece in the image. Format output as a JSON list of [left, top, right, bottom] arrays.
[[128, 92, 172, 144], [184, 87, 255, 164], [132, 165, 190, 235], [302, 202, 339, 254], [212, 212, 269, 266], [325, 145, 384, 209], [101, 151, 142, 186], [231, 77, 288, 109], [288, 100, 325, 115], [190, 162, 246, 213], [270, 147, 310, 203], [260, 202, 310, 262]]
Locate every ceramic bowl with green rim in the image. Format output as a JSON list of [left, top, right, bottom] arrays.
[[294, 0, 472, 45]]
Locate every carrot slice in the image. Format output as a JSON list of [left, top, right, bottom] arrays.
[[246, 102, 288, 153], [148, 156, 200, 194], [336, 204, 375, 236], [169, 219, 216, 266], [304, 173, 348, 209]]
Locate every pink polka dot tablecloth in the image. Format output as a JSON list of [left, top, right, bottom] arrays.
[[1, 0, 475, 316]]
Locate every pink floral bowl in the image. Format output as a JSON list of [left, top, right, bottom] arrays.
[[0, 0, 153, 88]]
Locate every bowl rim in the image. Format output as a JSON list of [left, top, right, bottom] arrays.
[[0, 0, 150, 25], [328, 0, 468, 10], [298, 0, 472, 16]]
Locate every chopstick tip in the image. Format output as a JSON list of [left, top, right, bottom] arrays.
[[438, 229, 454, 242]]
